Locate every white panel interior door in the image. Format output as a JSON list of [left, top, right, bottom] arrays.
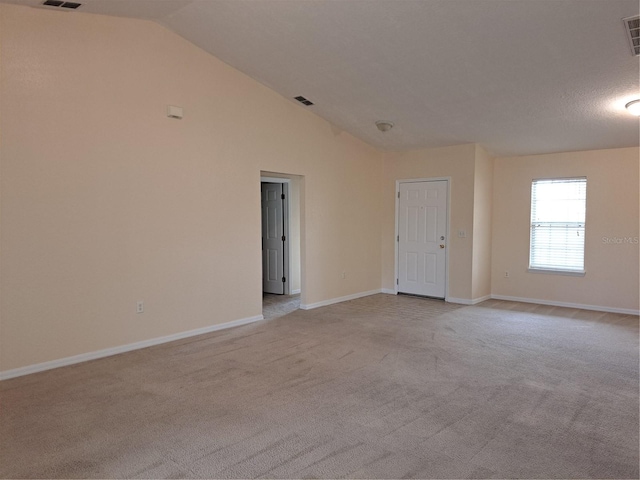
[[398, 180, 447, 298], [262, 183, 284, 294]]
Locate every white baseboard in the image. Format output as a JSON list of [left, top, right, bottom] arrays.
[[446, 295, 491, 305], [490, 294, 640, 315], [472, 295, 492, 304], [0, 314, 264, 381], [290, 289, 301, 295], [5, 291, 635, 381], [300, 289, 382, 310]]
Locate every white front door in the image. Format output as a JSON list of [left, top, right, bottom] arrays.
[[398, 180, 448, 298], [262, 183, 284, 294]]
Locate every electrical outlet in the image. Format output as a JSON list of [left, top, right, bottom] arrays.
[[504, 271, 509, 278], [136, 301, 144, 314], [341, 271, 346, 279]]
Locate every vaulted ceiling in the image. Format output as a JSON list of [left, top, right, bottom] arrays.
[[5, 0, 640, 156]]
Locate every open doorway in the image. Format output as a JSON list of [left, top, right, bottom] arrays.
[[260, 173, 302, 320]]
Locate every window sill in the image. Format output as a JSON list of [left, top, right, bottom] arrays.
[[527, 268, 585, 277]]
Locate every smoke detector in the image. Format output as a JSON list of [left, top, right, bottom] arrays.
[[375, 121, 394, 132]]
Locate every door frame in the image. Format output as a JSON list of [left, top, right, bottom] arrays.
[[261, 176, 291, 295], [394, 177, 451, 300]]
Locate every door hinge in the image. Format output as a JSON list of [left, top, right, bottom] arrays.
[[282, 235, 286, 242], [397, 191, 400, 198], [396, 278, 399, 285], [282, 276, 286, 283], [281, 193, 285, 200], [397, 235, 399, 242]]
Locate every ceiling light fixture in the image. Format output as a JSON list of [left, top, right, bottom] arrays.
[[375, 121, 394, 132], [625, 99, 640, 116]]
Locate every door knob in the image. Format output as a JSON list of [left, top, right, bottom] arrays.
[[440, 244, 445, 249]]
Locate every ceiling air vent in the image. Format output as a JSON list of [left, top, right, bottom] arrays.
[[623, 15, 640, 56], [42, 0, 82, 9], [294, 96, 314, 106]]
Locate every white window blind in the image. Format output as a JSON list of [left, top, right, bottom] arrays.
[[529, 178, 586, 272]]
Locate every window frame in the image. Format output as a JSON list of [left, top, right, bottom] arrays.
[[528, 177, 587, 276]]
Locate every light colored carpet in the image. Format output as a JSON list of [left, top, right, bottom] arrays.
[[0, 294, 638, 479], [262, 293, 300, 321]]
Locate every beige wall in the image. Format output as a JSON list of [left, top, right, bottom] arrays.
[[491, 147, 639, 312], [471, 145, 494, 300], [288, 177, 302, 293], [0, 5, 383, 372], [382, 144, 476, 300]]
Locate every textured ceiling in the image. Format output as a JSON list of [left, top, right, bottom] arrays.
[[5, 0, 640, 156]]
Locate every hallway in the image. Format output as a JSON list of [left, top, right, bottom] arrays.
[[262, 293, 300, 320]]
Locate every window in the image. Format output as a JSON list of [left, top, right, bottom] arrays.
[[529, 178, 586, 274]]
